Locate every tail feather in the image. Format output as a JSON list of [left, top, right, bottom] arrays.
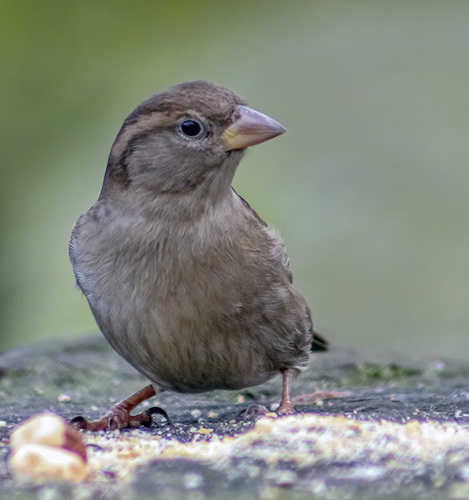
[[311, 331, 328, 352]]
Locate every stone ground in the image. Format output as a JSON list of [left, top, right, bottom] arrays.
[[0, 335, 468, 499]]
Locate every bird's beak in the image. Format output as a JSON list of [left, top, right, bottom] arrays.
[[222, 105, 286, 151]]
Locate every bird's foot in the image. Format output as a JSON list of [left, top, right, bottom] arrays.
[[275, 400, 296, 416], [70, 405, 170, 431], [69, 384, 169, 431], [237, 404, 270, 419], [237, 401, 296, 419]]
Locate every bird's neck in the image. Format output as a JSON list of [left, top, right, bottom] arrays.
[[100, 153, 240, 223]]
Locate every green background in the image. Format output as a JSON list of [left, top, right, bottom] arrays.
[[1, 1, 468, 357]]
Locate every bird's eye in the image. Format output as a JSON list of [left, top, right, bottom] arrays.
[[178, 119, 204, 139]]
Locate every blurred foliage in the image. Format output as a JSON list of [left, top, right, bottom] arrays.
[[1, 1, 468, 356]]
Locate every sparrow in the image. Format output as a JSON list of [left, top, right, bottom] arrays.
[[69, 80, 327, 431]]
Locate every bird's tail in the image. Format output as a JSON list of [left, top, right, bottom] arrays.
[[311, 331, 328, 352]]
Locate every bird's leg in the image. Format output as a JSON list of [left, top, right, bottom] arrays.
[[276, 368, 296, 415], [70, 384, 170, 431], [240, 368, 297, 418]]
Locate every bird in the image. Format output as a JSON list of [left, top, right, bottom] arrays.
[[69, 80, 327, 431]]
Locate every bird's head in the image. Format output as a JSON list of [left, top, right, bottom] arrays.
[[101, 81, 285, 205]]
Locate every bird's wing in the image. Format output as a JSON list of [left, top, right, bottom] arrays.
[[231, 188, 329, 354]]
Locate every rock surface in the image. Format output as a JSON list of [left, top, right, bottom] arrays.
[[0, 335, 468, 499]]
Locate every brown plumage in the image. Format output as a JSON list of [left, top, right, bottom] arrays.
[[69, 81, 326, 430]]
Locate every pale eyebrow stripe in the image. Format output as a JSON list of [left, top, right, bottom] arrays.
[[110, 112, 173, 162]]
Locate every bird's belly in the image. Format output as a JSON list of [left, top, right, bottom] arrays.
[[104, 320, 277, 393]]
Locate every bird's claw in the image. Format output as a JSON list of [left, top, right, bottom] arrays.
[[145, 406, 171, 424]]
